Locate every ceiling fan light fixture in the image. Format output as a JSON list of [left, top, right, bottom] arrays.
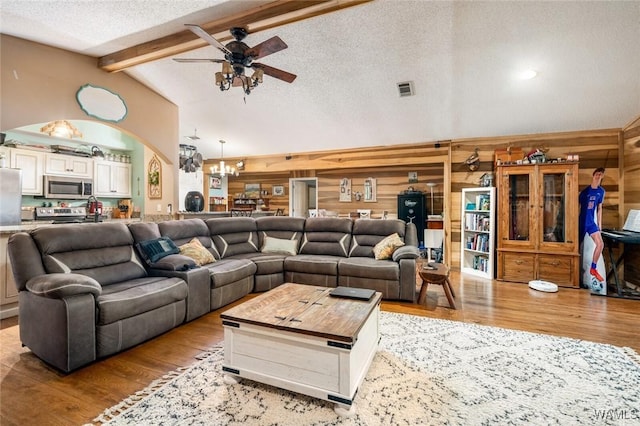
[[222, 62, 233, 75], [251, 69, 264, 84], [215, 72, 224, 86]]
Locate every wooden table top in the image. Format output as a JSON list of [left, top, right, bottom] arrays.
[[221, 283, 382, 343], [418, 262, 449, 281]]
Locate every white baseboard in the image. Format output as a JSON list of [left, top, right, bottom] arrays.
[[0, 306, 18, 319]]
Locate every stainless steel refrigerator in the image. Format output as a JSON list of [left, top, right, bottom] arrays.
[[0, 168, 22, 225]]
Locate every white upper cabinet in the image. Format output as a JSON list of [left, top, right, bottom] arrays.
[[94, 159, 131, 198], [45, 153, 93, 178], [9, 148, 44, 195]]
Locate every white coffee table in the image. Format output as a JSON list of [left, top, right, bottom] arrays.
[[220, 283, 382, 417]]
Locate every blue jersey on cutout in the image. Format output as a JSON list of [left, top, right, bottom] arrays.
[[579, 185, 605, 238]]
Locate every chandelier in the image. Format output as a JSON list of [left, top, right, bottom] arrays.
[[215, 62, 264, 95], [210, 140, 237, 177], [40, 120, 83, 138]]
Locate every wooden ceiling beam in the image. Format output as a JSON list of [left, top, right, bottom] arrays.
[[98, 0, 371, 72]]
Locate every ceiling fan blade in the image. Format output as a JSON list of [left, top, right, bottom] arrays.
[[173, 58, 226, 63], [185, 24, 231, 56], [252, 63, 297, 83], [245, 36, 288, 60]]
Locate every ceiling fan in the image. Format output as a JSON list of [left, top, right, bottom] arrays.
[[174, 25, 297, 95]]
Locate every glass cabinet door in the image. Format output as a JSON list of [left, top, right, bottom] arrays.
[[541, 172, 566, 243], [539, 165, 577, 250], [499, 166, 536, 248], [508, 174, 530, 241]]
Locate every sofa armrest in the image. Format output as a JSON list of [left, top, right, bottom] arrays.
[[25, 273, 101, 299], [392, 246, 421, 261], [149, 254, 197, 271], [148, 267, 210, 321]]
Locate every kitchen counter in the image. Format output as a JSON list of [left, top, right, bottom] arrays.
[[175, 211, 275, 219], [0, 217, 141, 235]]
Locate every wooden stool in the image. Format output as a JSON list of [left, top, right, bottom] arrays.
[[418, 263, 456, 309]]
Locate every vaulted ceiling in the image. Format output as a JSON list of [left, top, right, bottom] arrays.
[[1, 0, 639, 160]]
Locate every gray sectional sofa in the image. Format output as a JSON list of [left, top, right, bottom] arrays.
[[8, 216, 419, 372]]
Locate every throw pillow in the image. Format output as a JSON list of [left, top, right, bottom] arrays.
[[261, 236, 298, 256], [137, 237, 180, 264], [373, 233, 405, 260], [180, 238, 215, 266]]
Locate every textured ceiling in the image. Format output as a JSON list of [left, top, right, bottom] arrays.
[[1, 0, 639, 160]]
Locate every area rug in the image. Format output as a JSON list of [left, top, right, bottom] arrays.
[[91, 312, 640, 426]]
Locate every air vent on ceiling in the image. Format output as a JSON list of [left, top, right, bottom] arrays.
[[397, 81, 415, 97]]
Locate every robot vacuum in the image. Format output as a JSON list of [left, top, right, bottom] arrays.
[[528, 280, 558, 293]]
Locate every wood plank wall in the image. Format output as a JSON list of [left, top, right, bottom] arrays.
[[622, 115, 640, 286], [204, 128, 624, 273]]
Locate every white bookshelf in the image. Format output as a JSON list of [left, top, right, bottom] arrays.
[[460, 187, 496, 279]]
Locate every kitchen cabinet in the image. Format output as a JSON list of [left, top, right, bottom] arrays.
[[45, 152, 93, 178], [0, 234, 19, 319], [94, 159, 131, 197], [9, 148, 44, 195], [496, 162, 579, 287], [460, 187, 496, 279]]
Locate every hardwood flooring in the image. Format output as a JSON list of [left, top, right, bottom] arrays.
[[1, 272, 638, 425]]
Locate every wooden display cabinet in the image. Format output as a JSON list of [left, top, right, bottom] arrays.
[[496, 162, 580, 287]]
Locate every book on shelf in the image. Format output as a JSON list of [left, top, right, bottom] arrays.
[[475, 194, 490, 211]]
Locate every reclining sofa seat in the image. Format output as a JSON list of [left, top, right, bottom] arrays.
[[7, 222, 188, 372], [130, 219, 256, 311], [285, 217, 354, 287], [205, 216, 306, 292], [341, 218, 417, 301]]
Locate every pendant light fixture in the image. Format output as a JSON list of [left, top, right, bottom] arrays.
[[210, 140, 237, 177]]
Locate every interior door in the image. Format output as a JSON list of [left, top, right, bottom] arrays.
[[289, 178, 318, 218]]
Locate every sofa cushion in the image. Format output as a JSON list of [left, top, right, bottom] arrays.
[[158, 219, 215, 254], [206, 258, 257, 288], [31, 222, 147, 286], [299, 218, 353, 257], [179, 238, 215, 266], [255, 216, 305, 248], [207, 217, 259, 258], [97, 277, 187, 325], [349, 219, 407, 258], [338, 257, 400, 281], [137, 237, 180, 264], [284, 254, 341, 276], [261, 236, 298, 255], [373, 233, 405, 260]]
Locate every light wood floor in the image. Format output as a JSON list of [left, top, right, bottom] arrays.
[[1, 272, 638, 425]]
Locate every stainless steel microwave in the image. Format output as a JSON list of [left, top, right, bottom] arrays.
[[43, 175, 93, 199]]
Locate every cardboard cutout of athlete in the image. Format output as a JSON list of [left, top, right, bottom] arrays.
[[579, 168, 606, 294]]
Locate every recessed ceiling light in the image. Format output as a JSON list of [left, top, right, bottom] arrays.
[[519, 69, 538, 80]]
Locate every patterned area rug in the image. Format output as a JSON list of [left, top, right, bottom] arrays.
[[92, 312, 640, 426]]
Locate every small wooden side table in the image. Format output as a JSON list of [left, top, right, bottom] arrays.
[[418, 263, 456, 309]]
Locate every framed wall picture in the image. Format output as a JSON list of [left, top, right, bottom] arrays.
[[245, 183, 261, 198], [364, 177, 377, 202], [273, 185, 285, 196], [148, 154, 162, 199], [210, 176, 222, 189], [408, 171, 418, 183], [339, 178, 351, 202]]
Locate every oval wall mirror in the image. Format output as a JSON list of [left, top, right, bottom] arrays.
[[76, 84, 127, 122]]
